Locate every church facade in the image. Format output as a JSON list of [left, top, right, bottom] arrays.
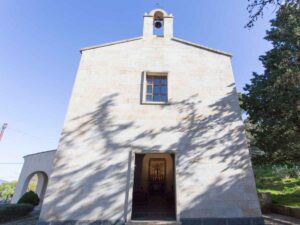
[[13, 9, 263, 225]]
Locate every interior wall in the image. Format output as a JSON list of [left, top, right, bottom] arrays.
[[133, 154, 144, 191]]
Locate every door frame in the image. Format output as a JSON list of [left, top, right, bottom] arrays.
[[125, 150, 180, 223]]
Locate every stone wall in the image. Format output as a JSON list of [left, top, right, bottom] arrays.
[[38, 35, 261, 224], [12, 150, 56, 208]]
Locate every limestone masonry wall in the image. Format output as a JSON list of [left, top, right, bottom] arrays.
[[39, 36, 261, 223]]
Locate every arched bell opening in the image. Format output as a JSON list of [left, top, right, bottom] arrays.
[[153, 11, 164, 36], [143, 9, 173, 38]]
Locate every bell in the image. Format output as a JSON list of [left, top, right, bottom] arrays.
[[154, 20, 163, 29]]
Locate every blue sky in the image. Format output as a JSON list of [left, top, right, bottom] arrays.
[[0, 0, 276, 181]]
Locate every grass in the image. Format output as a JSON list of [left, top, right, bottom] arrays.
[[253, 164, 300, 207]]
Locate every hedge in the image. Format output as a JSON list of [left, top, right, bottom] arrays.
[[17, 191, 40, 206], [0, 203, 34, 222]]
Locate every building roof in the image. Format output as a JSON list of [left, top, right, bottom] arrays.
[[23, 149, 57, 158], [80, 36, 232, 57], [80, 37, 143, 53], [171, 37, 231, 57]]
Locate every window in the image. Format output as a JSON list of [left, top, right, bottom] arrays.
[[141, 71, 169, 105], [145, 75, 168, 102]]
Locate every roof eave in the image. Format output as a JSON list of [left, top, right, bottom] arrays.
[[80, 37, 143, 53], [79, 36, 232, 57], [23, 149, 57, 159], [171, 37, 232, 57]]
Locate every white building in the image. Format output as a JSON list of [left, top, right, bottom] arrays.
[[13, 9, 263, 225]]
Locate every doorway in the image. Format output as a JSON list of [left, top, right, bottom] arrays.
[[131, 153, 176, 221]]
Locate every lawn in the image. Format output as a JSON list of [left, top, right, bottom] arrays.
[[253, 165, 300, 207]]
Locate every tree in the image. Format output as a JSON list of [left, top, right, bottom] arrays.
[[26, 174, 37, 192], [0, 181, 17, 200], [241, 4, 300, 163], [246, 0, 299, 28]]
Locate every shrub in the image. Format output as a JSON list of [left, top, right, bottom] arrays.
[[0, 204, 34, 222], [17, 191, 39, 206], [271, 165, 291, 178], [271, 164, 300, 179], [288, 165, 300, 178]]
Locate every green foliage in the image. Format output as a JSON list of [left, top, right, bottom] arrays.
[[270, 164, 300, 178], [0, 181, 17, 200], [246, 0, 299, 28], [241, 4, 300, 163], [254, 164, 300, 207], [17, 191, 40, 206], [0, 204, 34, 223], [27, 174, 38, 192]]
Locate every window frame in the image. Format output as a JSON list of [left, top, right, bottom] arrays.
[[141, 71, 169, 105]]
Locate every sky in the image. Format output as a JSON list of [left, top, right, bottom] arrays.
[[0, 0, 276, 181]]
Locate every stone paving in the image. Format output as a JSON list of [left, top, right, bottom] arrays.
[[263, 213, 300, 225], [1, 213, 300, 225], [0, 210, 39, 225]]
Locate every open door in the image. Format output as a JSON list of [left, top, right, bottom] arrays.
[[131, 153, 176, 221]]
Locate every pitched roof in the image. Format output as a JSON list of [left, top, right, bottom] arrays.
[[171, 37, 231, 57], [80, 37, 143, 53], [80, 36, 232, 57]]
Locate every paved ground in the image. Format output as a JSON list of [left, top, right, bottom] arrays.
[[263, 213, 300, 225], [1, 212, 300, 225], [0, 210, 39, 225]]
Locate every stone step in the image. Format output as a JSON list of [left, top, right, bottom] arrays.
[[126, 220, 181, 225]]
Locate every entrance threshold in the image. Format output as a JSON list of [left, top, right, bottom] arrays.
[[126, 220, 181, 225]]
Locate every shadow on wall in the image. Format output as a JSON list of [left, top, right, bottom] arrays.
[[40, 83, 259, 222]]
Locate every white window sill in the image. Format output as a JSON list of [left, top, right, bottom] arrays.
[[141, 101, 170, 105]]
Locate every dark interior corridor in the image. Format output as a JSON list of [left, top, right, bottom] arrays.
[[131, 153, 176, 221]]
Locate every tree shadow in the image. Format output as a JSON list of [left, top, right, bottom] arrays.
[[39, 84, 261, 224]]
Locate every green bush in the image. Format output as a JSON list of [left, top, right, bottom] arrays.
[[0, 204, 34, 222], [254, 164, 300, 207], [271, 164, 300, 179], [0, 181, 17, 200], [17, 191, 40, 206]]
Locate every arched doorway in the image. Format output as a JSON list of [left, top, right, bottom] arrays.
[[21, 171, 48, 209]]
